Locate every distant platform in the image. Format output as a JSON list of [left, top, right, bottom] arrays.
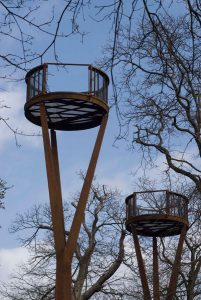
[[125, 190, 188, 237], [125, 214, 188, 237]]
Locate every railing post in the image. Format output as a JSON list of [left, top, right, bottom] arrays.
[[166, 190, 170, 214], [133, 193, 137, 216], [153, 237, 160, 300], [42, 63, 47, 94], [131, 224, 151, 300], [26, 76, 30, 102], [166, 225, 187, 300], [89, 65, 92, 94]]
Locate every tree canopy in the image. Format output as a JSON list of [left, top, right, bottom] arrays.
[[1, 1, 201, 299], [100, 0, 201, 191], [0, 179, 7, 210], [0, 182, 130, 300]]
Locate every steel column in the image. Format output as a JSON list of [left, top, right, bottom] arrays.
[[64, 113, 108, 299], [131, 224, 151, 300], [166, 225, 187, 300], [153, 237, 160, 300], [65, 114, 108, 257], [40, 104, 67, 300], [50, 129, 66, 235], [50, 129, 71, 299]]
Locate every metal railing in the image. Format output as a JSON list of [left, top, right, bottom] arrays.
[[25, 63, 109, 103], [125, 190, 188, 220]]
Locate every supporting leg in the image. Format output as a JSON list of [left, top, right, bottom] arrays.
[[65, 114, 108, 283], [40, 107, 108, 299], [50, 129, 64, 229], [166, 225, 187, 300], [153, 237, 160, 300], [40, 104, 67, 300], [51, 129, 71, 299], [131, 225, 151, 300]]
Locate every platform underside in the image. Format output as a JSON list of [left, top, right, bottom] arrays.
[[24, 92, 108, 130], [126, 214, 188, 237]]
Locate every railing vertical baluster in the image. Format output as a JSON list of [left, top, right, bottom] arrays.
[[26, 76, 30, 101], [38, 71, 40, 95], [88, 65, 92, 94], [94, 69, 96, 96], [42, 64, 47, 94], [166, 190, 170, 214], [33, 72, 36, 96], [133, 193, 137, 216]]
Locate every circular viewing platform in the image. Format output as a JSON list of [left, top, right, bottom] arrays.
[[125, 190, 188, 237], [24, 63, 109, 131]]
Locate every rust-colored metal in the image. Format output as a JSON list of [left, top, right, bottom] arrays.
[[50, 128, 70, 299], [25, 92, 108, 131], [40, 104, 67, 300], [126, 214, 188, 237], [131, 224, 151, 300], [42, 64, 47, 94], [166, 190, 170, 214], [89, 64, 92, 94], [65, 114, 108, 259], [25, 63, 109, 131], [40, 104, 66, 253], [125, 190, 188, 237], [126, 190, 188, 300], [25, 63, 109, 300], [50, 129, 63, 214], [63, 114, 108, 299], [166, 225, 187, 300], [40, 108, 108, 300], [153, 237, 160, 300]]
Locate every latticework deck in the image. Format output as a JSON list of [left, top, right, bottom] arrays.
[[125, 190, 188, 237], [25, 63, 109, 131]]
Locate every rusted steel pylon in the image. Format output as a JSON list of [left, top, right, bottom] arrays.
[[25, 63, 109, 300], [125, 190, 188, 300]]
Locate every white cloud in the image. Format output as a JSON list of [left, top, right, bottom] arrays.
[[0, 85, 42, 150], [0, 247, 29, 283], [100, 170, 133, 192]]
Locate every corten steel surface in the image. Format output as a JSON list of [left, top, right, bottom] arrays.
[[131, 225, 151, 300], [25, 63, 109, 300], [40, 104, 68, 299], [153, 237, 160, 300], [65, 114, 108, 257], [40, 112, 108, 300], [125, 190, 189, 237], [25, 63, 109, 130], [125, 190, 189, 300], [40, 105, 108, 300], [166, 225, 188, 300]]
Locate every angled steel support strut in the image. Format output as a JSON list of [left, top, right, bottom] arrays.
[[166, 225, 187, 300], [131, 225, 151, 300], [64, 114, 108, 287], [40, 104, 68, 300], [40, 105, 108, 300], [153, 237, 160, 300], [65, 113, 108, 258]]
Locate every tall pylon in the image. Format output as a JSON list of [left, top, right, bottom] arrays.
[[24, 63, 109, 300], [125, 190, 188, 300]]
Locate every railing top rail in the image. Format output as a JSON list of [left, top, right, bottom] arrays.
[[125, 190, 188, 204], [25, 62, 110, 84]]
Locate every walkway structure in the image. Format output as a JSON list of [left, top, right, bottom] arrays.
[[24, 63, 109, 300], [125, 190, 189, 300]]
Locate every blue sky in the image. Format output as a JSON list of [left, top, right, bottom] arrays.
[[0, 1, 144, 282], [0, 1, 175, 283]]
